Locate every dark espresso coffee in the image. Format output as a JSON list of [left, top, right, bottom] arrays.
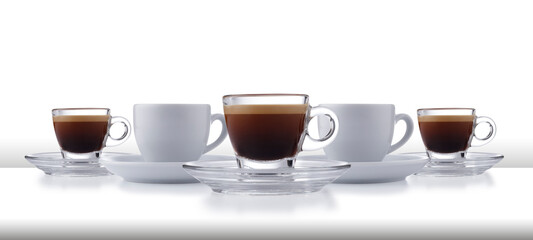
[[53, 115, 110, 153], [418, 115, 475, 153], [224, 104, 308, 160]]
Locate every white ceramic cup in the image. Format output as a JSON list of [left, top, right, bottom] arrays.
[[318, 104, 413, 162], [133, 104, 228, 162]]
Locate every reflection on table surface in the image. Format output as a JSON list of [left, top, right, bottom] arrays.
[[38, 173, 121, 190], [36, 169, 496, 196], [204, 188, 337, 213], [407, 172, 494, 189], [3, 168, 531, 240]]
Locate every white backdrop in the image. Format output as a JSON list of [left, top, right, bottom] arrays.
[[1, 0, 531, 167]]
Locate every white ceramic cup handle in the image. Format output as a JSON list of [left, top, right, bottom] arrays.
[[471, 116, 496, 147], [105, 116, 131, 147], [389, 113, 414, 153], [302, 107, 339, 151], [204, 113, 228, 153]]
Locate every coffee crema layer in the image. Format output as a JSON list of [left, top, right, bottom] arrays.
[[223, 104, 308, 114], [53, 115, 110, 122], [418, 115, 475, 122]]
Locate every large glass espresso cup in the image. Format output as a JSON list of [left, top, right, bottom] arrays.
[[223, 94, 339, 169]]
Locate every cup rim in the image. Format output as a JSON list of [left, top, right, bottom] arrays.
[[223, 93, 308, 98], [52, 107, 109, 111], [319, 103, 395, 106], [417, 107, 475, 111], [134, 103, 210, 107]]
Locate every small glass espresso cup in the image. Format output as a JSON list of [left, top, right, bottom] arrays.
[[417, 108, 496, 160], [52, 108, 131, 159], [223, 94, 339, 169]]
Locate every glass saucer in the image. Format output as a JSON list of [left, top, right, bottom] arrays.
[[182, 157, 351, 195], [24, 152, 129, 177], [413, 152, 504, 177]]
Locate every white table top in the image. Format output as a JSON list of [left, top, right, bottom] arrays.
[[1, 168, 532, 239]]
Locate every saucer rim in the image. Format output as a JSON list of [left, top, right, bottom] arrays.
[[404, 152, 504, 161], [98, 154, 235, 165], [314, 153, 430, 184], [182, 158, 351, 195], [24, 152, 114, 176], [182, 158, 351, 173], [299, 153, 429, 166], [97, 154, 201, 184], [25, 152, 135, 162]]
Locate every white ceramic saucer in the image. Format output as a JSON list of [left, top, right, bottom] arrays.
[[299, 154, 429, 183], [25, 152, 118, 177], [99, 154, 231, 184]]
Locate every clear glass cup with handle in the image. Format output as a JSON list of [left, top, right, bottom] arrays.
[[223, 94, 339, 169], [52, 108, 131, 159], [417, 108, 496, 161]]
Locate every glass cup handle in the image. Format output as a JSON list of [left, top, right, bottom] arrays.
[[105, 116, 131, 147], [389, 113, 414, 153], [204, 113, 228, 153], [302, 107, 339, 151], [471, 116, 496, 147]]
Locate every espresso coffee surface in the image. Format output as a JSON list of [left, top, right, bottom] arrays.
[[224, 104, 308, 160], [53, 115, 110, 153], [418, 115, 475, 153]]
